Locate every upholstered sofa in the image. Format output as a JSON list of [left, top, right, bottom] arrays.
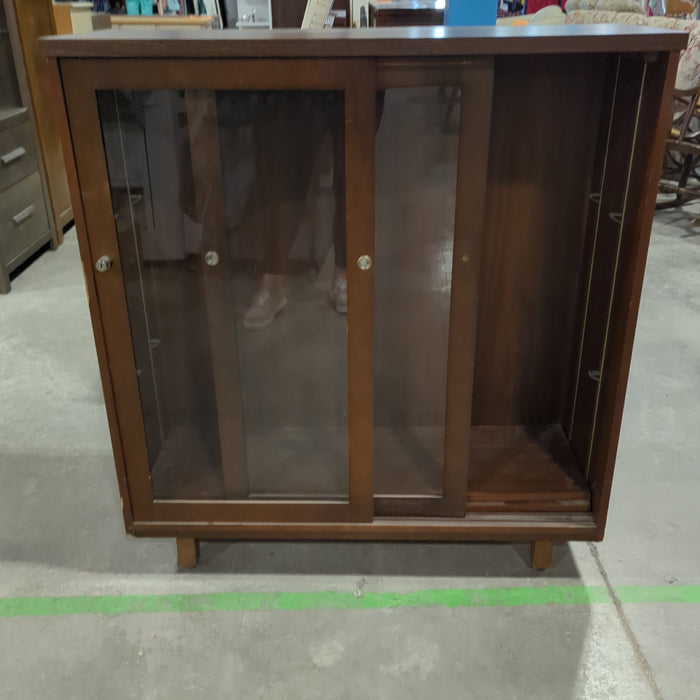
[[497, 1, 700, 90], [565, 9, 700, 89], [495, 0, 643, 26], [496, 5, 566, 25], [565, 0, 645, 12]]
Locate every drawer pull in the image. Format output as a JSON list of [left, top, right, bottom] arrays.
[[1, 147, 27, 166], [12, 204, 35, 225]]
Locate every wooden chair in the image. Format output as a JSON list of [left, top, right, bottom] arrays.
[[656, 86, 700, 208], [665, 0, 695, 18]]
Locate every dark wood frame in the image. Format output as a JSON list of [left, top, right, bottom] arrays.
[[372, 59, 494, 518], [42, 27, 683, 567], [59, 57, 376, 525]]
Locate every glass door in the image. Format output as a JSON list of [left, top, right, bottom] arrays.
[[372, 60, 494, 517], [62, 58, 375, 523]]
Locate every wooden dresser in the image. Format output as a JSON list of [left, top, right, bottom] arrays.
[[0, 0, 53, 292]]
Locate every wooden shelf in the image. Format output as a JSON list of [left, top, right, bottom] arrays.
[[151, 421, 589, 513], [374, 423, 589, 511], [151, 425, 350, 501], [50, 28, 679, 561], [467, 424, 590, 512]]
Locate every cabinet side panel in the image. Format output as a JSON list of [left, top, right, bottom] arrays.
[[586, 52, 680, 537], [568, 58, 647, 468], [563, 55, 621, 442]]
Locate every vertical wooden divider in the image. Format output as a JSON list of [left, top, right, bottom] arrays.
[[185, 89, 249, 499], [344, 61, 376, 521], [443, 59, 494, 515]]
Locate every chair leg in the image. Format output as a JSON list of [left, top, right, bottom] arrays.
[[678, 153, 693, 189], [657, 154, 698, 210], [530, 540, 554, 570], [176, 538, 200, 568]]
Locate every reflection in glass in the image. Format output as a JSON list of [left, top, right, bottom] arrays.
[[98, 89, 348, 501], [374, 86, 459, 496]]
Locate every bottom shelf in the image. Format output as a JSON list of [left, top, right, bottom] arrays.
[[467, 424, 591, 512], [374, 423, 590, 512], [150, 422, 590, 513]]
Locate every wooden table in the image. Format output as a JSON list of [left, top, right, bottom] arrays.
[[41, 25, 685, 569], [369, 1, 444, 27]]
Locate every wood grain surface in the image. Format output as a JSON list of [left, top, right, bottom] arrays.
[[40, 25, 688, 59]]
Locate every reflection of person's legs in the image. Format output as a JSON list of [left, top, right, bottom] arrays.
[[244, 95, 313, 329], [244, 195, 307, 327], [245, 93, 348, 328]]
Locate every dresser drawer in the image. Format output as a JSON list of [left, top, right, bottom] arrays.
[[0, 122, 39, 192], [0, 172, 50, 266]]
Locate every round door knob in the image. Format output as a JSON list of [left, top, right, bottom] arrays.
[[357, 255, 372, 271], [205, 251, 220, 267], [95, 255, 112, 273]]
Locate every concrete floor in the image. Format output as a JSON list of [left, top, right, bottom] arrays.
[[0, 209, 699, 699]]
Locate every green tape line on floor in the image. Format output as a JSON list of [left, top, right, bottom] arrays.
[[616, 585, 700, 604], [0, 585, 697, 618]]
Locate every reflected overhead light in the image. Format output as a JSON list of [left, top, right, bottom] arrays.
[[435, 0, 445, 8]]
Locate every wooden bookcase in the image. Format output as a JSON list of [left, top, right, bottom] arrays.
[[41, 25, 684, 569]]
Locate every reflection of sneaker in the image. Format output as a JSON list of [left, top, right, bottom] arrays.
[[243, 291, 287, 330], [331, 273, 347, 314]]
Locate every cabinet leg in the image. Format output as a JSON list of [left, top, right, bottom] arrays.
[[176, 538, 200, 568], [0, 269, 10, 294], [530, 540, 553, 570]]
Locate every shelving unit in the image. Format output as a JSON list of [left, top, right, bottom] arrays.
[[0, 0, 53, 292], [42, 25, 684, 568]]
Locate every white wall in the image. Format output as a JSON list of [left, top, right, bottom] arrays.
[[237, 0, 270, 24], [353, 0, 368, 26]]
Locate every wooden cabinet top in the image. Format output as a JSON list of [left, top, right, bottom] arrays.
[[41, 25, 687, 58]]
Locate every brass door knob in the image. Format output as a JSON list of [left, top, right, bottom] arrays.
[[205, 251, 220, 267], [357, 255, 372, 271], [95, 256, 112, 273]]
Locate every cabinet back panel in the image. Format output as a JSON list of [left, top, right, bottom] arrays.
[[473, 54, 605, 426]]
